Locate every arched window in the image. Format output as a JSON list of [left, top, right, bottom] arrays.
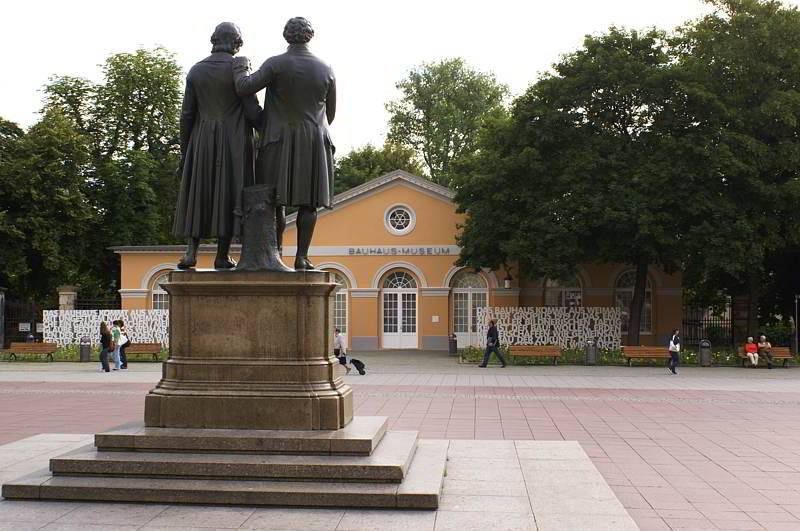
[[328, 271, 349, 334], [615, 271, 652, 334], [544, 275, 583, 307], [450, 271, 488, 343], [151, 272, 170, 310], [383, 271, 417, 289]]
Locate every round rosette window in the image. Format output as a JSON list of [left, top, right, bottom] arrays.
[[384, 204, 416, 235]]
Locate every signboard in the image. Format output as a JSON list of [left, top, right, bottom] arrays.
[[36, 323, 44, 333], [18, 322, 31, 332]]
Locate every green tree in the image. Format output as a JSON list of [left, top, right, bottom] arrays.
[[455, 27, 717, 344], [0, 110, 93, 302], [334, 141, 424, 194], [386, 58, 508, 187], [675, 0, 800, 336], [42, 48, 183, 298]]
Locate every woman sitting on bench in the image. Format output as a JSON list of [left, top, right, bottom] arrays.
[[744, 336, 758, 367]]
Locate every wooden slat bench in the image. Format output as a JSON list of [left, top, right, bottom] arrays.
[[123, 343, 163, 361], [7, 342, 58, 362], [622, 346, 670, 366], [508, 345, 561, 365], [737, 346, 793, 367]]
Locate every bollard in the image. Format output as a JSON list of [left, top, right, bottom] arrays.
[[585, 338, 597, 365], [79, 336, 91, 362], [698, 339, 712, 367]]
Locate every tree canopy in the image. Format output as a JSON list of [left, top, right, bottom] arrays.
[[386, 58, 508, 187], [676, 0, 800, 332], [454, 27, 721, 344], [334, 141, 424, 195], [0, 48, 182, 303]]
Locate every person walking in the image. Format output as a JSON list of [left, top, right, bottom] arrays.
[[478, 319, 506, 368], [333, 328, 352, 374], [110, 321, 122, 371], [117, 320, 130, 370], [99, 322, 112, 373], [757, 334, 773, 369], [667, 328, 681, 375]]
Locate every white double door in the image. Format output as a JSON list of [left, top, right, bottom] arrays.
[[382, 290, 417, 349], [453, 291, 488, 348]]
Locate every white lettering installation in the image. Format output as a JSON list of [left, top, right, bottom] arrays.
[[43, 310, 169, 347], [475, 307, 621, 349]]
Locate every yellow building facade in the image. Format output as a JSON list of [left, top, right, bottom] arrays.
[[114, 170, 683, 350]]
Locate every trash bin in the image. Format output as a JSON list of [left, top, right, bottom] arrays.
[[584, 338, 597, 365], [698, 339, 712, 367], [448, 334, 458, 354], [79, 336, 91, 362]]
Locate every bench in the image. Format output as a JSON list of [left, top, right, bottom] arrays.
[[737, 346, 793, 368], [622, 346, 670, 366], [508, 345, 561, 365], [7, 342, 58, 362], [123, 343, 163, 361]]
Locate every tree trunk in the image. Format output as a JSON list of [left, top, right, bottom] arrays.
[[626, 261, 648, 346], [746, 268, 760, 338]]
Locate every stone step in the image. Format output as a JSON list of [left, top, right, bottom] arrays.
[[95, 416, 388, 456], [52, 431, 418, 483], [3, 440, 449, 509]]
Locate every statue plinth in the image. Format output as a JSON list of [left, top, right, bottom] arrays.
[[144, 270, 353, 430]]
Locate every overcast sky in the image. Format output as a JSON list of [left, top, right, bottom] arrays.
[[5, 0, 797, 153]]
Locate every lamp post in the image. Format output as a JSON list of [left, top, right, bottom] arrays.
[[795, 294, 799, 355]]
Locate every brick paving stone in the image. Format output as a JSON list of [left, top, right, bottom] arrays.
[[2, 356, 800, 530]]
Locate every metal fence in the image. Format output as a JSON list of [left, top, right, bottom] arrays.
[[2, 300, 53, 347], [682, 305, 734, 347]]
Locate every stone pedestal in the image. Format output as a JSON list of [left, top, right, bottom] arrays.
[[144, 270, 353, 430]]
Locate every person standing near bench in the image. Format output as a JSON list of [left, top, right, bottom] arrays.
[[667, 328, 680, 375], [110, 321, 122, 371], [758, 335, 773, 369], [479, 319, 506, 368], [744, 336, 758, 367], [99, 322, 112, 373], [116, 320, 130, 370]]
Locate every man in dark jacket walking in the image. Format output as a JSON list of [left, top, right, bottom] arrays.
[[479, 319, 506, 368], [173, 22, 263, 270], [232, 17, 336, 271]]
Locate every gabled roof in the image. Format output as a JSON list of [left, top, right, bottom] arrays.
[[286, 169, 454, 224]]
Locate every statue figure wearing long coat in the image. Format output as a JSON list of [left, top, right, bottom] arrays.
[[232, 17, 336, 271], [173, 22, 262, 269]]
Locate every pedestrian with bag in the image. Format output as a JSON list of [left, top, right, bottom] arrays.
[[99, 322, 112, 373], [667, 328, 680, 375], [116, 320, 130, 370], [333, 328, 352, 374], [478, 319, 506, 368]]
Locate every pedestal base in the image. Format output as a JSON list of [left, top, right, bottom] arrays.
[[145, 270, 353, 430]]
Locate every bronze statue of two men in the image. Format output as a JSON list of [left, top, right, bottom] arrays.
[[173, 17, 335, 272]]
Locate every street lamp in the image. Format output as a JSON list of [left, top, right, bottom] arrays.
[[795, 294, 799, 355]]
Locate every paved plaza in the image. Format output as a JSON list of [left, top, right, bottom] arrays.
[[1, 351, 800, 530]]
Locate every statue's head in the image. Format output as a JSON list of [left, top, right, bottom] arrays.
[[211, 22, 243, 55], [283, 17, 314, 44]]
